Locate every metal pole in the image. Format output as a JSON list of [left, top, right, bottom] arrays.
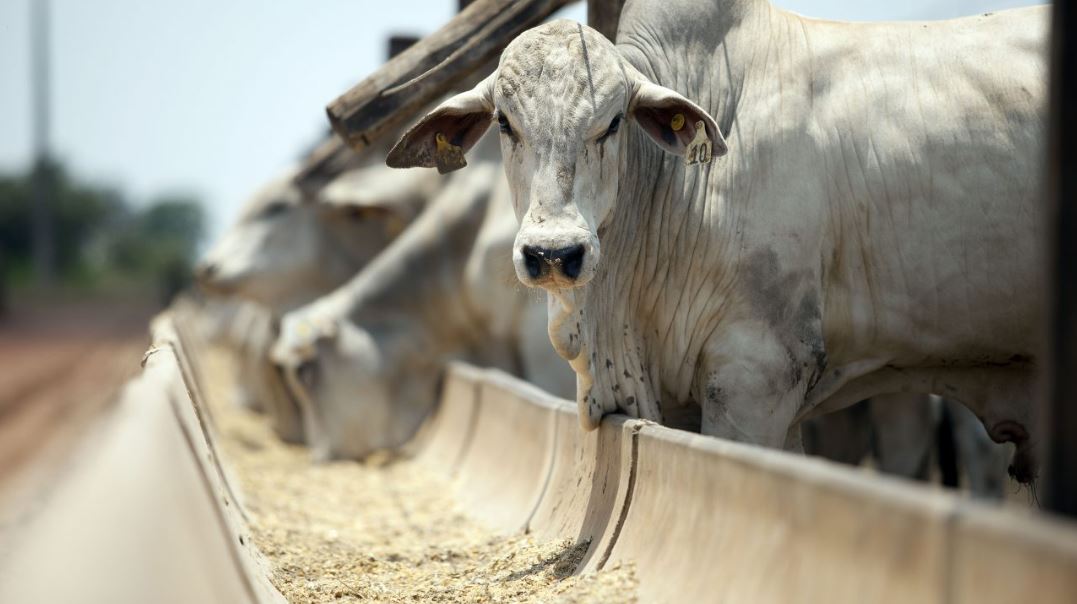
[[30, 0, 55, 287], [1043, 0, 1077, 517]]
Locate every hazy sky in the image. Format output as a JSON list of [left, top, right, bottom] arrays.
[[0, 0, 1042, 240]]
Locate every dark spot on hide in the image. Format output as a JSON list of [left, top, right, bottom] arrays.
[[605, 358, 613, 369], [743, 248, 802, 327], [746, 250, 828, 390], [793, 292, 828, 389], [612, 384, 620, 392], [626, 396, 637, 409], [623, 370, 633, 379], [705, 384, 725, 416], [556, 164, 576, 199]]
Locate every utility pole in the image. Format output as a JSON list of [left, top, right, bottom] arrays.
[[31, 0, 55, 287]]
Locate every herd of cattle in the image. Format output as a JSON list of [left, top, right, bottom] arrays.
[[195, 0, 1049, 499]]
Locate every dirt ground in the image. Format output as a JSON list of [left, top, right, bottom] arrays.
[[0, 296, 155, 542], [201, 347, 638, 604]]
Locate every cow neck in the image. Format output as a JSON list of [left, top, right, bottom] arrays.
[[323, 166, 493, 356], [563, 0, 792, 426]]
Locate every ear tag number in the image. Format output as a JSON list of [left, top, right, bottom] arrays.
[[434, 132, 467, 174], [670, 113, 685, 132], [685, 120, 712, 166]]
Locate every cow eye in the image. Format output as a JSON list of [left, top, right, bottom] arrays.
[[261, 202, 289, 219], [344, 207, 368, 221], [497, 112, 514, 137], [597, 113, 622, 143]]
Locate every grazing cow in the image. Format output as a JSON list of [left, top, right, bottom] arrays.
[[195, 164, 437, 441], [388, 5, 1048, 481], [273, 134, 573, 460]]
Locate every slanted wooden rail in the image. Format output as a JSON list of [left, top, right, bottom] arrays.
[[326, 0, 576, 154]]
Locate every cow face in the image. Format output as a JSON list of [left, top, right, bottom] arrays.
[[196, 166, 430, 311], [196, 176, 311, 304], [388, 20, 726, 291]]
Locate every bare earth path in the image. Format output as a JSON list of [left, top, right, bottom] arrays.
[[202, 347, 638, 604], [0, 297, 154, 549]]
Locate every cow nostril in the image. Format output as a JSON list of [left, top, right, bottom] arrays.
[[521, 246, 545, 279], [553, 245, 586, 280]]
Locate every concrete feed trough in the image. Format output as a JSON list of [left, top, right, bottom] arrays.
[[2, 313, 1076, 603]]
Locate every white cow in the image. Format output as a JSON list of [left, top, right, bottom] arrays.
[[196, 165, 436, 312], [196, 164, 437, 441], [388, 6, 1048, 482], [273, 133, 574, 460]]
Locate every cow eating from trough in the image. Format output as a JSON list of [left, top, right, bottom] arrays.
[[272, 133, 574, 460], [196, 164, 437, 442], [387, 4, 1048, 482]]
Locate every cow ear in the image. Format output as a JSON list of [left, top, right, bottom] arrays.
[[629, 80, 727, 164], [387, 74, 495, 174]]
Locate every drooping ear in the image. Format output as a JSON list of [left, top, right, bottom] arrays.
[[629, 80, 728, 164], [386, 73, 495, 174]]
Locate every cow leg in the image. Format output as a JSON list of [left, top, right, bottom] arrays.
[[802, 402, 874, 465], [867, 393, 937, 482], [698, 323, 806, 449]]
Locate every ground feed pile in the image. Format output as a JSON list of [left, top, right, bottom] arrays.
[[203, 348, 637, 603]]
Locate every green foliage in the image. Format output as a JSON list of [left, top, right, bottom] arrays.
[[0, 158, 206, 303]]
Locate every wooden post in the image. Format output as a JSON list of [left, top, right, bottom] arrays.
[[1043, 0, 1077, 517], [326, 0, 575, 154], [587, 0, 625, 41], [388, 35, 420, 61]]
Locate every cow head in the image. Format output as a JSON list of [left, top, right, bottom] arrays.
[[389, 20, 726, 291], [273, 303, 441, 461], [195, 165, 433, 311]]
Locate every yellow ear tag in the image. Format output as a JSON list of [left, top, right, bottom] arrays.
[[685, 120, 713, 166], [434, 132, 467, 174], [670, 113, 685, 132]]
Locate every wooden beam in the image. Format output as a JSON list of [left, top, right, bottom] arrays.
[[1043, 0, 1077, 517], [587, 0, 625, 41], [326, 0, 576, 154], [293, 34, 422, 194]]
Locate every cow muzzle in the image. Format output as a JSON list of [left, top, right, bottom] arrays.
[[514, 242, 594, 288]]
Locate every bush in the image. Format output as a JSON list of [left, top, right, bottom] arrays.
[[0, 158, 206, 304]]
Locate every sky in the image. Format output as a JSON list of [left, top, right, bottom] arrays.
[[0, 0, 1043, 241]]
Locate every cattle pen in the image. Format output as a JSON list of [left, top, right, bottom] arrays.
[[2, 0, 1076, 602]]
